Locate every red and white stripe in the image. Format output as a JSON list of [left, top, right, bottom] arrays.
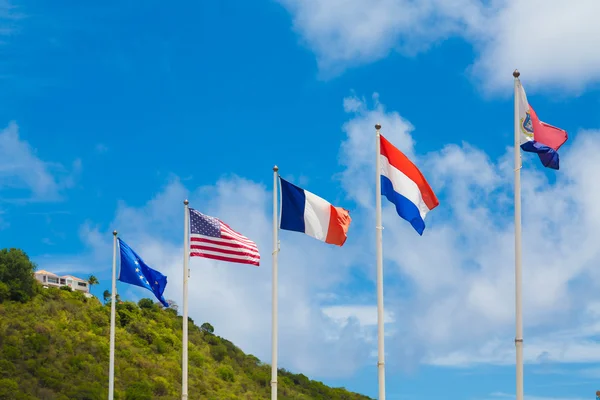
[[190, 221, 260, 266]]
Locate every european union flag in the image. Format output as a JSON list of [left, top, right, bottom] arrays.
[[117, 238, 169, 307]]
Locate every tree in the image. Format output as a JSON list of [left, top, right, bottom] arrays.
[[200, 322, 214, 334], [166, 299, 178, 312], [138, 298, 154, 309], [0, 282, 9, 303], [0, 248, 37, 303], [102, 290, 111, 304], [87, 275, 99, 289]]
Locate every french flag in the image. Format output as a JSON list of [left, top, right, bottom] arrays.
[[517, 81, 568, 170], [279, 177, 352, 246], [380, 135, 439, 235]]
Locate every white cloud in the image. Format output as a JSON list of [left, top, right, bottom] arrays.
[[469, 0, 600, 94], [41, 94, 600, 379], [0, 122, 81, 202], [322, 305, 394, 326], [277, 0, 600, 93], [277, 0, 484, 78]]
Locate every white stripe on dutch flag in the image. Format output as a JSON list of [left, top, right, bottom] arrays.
[[379, 134, 439, 235]]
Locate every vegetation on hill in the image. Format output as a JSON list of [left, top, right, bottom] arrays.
[[0, 248, 37, 303], [0, 248, 374, 400]]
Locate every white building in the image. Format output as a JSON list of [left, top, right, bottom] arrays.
[[34, 270, 92, 297]]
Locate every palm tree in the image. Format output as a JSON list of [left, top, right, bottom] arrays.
[[88, 275, 99, 290]]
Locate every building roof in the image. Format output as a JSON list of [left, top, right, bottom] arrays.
[[61, 275, 87, 283], [35, 270, 88, 283], [35, 270, 59, 277]]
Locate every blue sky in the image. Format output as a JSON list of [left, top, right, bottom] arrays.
[[1, 0, 600, 399]]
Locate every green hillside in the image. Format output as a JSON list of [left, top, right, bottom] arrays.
[[0, 248, 374, 400]]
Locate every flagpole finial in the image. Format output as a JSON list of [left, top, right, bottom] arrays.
[[513, 69, 520, 78], [113, 230, 117, 236], [273, 165, 279, 172], [184, 199, 189, 205], [375, 123, 382, 130]]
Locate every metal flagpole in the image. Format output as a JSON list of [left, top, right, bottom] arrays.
[[182, 200, 190, 400], [513, 69, 524, 400], [271, 165, 279, 400], [375, 123, 386, 400], [108, 230, 118, 400]]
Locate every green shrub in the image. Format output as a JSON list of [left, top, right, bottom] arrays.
[[0, 378, 20, 400], [137, 298, 154, 310], [152, 376, 170, 396], [210, 344, 228, 362], [0, 283, 9, 303], [125, 381, 152, 400], [217, 365, 235, 382]]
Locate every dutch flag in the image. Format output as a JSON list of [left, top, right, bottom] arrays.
[[379, 134, 439, 235]]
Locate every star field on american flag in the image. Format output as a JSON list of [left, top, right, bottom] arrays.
[[188, 208, 260, 266], [190, 211, 221, 237]]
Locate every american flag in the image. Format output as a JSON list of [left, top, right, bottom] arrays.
[[188, 208, 260, 266]]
